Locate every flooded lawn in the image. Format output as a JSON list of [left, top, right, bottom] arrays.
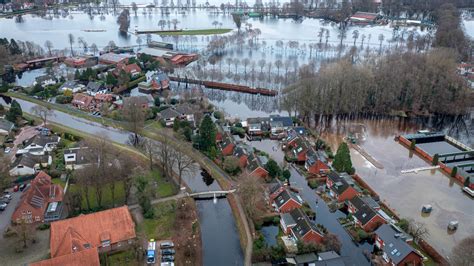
[[260, 225, 279, 247]]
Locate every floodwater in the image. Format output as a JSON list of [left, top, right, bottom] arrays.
[[260, 224, 279, 247], [333, 120, 474, 259]]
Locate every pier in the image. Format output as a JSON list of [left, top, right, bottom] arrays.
[[170, 76, 278, 96]]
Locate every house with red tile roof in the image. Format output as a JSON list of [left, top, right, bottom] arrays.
[[114, 63, 142, 78], [29, 248, 100, 266], [218, 131, 235, 156], [233, 144, 250, 168], [11, 171, 64, 224], [49, 206, 136, 258], [280, 208, 324, 245], [272, 189, 303, 213], [71, 93, 94, 110], [305, 149, 330, 175], [247, 153, 268, 178]]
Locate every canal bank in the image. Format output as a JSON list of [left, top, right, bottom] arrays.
[[0, 97, 246, 265]]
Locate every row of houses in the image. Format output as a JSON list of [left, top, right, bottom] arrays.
[[268, 183, 325, 247], [242, 115, 294, 138], [278, 128, 424, 266]]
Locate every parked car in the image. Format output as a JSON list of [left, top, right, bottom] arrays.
[[4, 147, 11, 154], [160, 249, 175, 256], [161, 255, 174, 262], [0, 202, 7, 211], [2, 194, 12, 202], [19, 184, 27, 191], [160, 241, 174, 249]]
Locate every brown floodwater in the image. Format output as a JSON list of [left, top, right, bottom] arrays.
[[323, 118, 474, 259]]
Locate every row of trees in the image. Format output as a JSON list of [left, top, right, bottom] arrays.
[[282, 48, 470, 123]]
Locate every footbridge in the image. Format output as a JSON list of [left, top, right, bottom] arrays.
[[188, 189, 236, 200]]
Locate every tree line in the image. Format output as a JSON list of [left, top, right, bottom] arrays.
[[281, 48, 470, 124]]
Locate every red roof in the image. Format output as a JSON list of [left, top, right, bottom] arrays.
[[72, 93, 94, 108], [94, 93, 113, 102], [122, 63, 141, 74], [11, 171, 64, 224], [50, 206, 136, 258], [29, 248, 100, 266]]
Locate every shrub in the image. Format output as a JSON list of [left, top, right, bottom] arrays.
[[213, 111, 223, 120], [36, 224, 50, 230], [308, 179, 319, 189]]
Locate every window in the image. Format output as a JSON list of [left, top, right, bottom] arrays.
[[101, 240, 111, 247]]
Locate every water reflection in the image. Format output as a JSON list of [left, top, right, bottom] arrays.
[[201, 169, 215, 186]]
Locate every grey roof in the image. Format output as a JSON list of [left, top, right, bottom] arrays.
[[86, 81, 105, 92], [158, 107, 180, 120], [269, 182, 283, 195], [0, 118, 14, 132], [274, 190, 302, 209], [289, 208, 321, 240], [269, 115, 293, 127], [348, 196, 379, 226], [174, 104, 194, 115], [233, 144, 249, 158], [59, 80, 78, 89], [24, 134, 60, 148], [360, 196, 380, 210], [35, 75, 55, 83], [294, 253, 318, 264], [247, 153, 266, 174], [12, 153, 48, 168], [281, 212, 296, 227], [375, 224, 421, 265], [327, 171, 352, 196], [318, 251, 341, 260], [64, 147, 93, 165]]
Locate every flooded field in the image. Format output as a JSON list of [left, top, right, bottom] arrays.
[[340, 121, 474, 258]]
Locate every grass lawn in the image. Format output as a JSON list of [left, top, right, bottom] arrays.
[[105, 250, 137, 266], [67, 181, 126, 210], [145, 170, 178, 198], [410, 242, 436, 266], [156, 28, 232, 35], [137, 200, 176, 240], [145, 120, 163, 131]]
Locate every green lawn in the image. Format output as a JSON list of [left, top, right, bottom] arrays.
[[145, 170, 178, 198], [156, 28, 232, 36], [67, 181, 126, 210], [137, 200, 176, 240], [106, 250, 137, 266]]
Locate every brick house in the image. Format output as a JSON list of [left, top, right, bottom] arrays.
[[11, 171, 64, 224], [72, 93, 94, 110], [114, 63, 142, 78], [326, 171, 359, 202], [268, 182, 286, 202], [219, 132, 235, 156], [374, 224, 423, 266], [233, 145, 249, 168], [30, 248, 100, 266], [49, 206, 136, 258], [247, 153, 268, 178], [347, 196, 386, 232], [272, 189, 303, 213], [305, 149, 330, 175], [280, 208, 324, 245]]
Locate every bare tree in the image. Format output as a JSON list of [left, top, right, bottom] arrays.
[[131, 2, 138, 16], [141, 139, 157, 171], [44, 40, 53, 56], [122, 97, 146, 146], [258, 59, 266, 74], [90, 43, 98, 55], [238, 174, 265, 221], [31, 105, 54, 125], [171, 19, 179, 30], [407, 219, 429, 241], [157, 134, 175, 179], [67, 33, 75, 56], [450, 236, 474, 266], [173, 150, 195, 187], [14, 218, 35, 249]]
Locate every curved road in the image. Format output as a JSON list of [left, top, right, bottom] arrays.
[[5, 97, 253, 266]]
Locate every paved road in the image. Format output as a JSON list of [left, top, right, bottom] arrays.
[[128, 192, 187, 210], [0, 189, 23, 238], [6, 96, 253, 266]]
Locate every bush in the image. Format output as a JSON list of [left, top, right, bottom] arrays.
[[36, 224, 50, 230], [213, 111, 223, 120], [55, 95, 73, 104], [3, 226, 17, 238], [308, 179, 319, 189], [223, 156, 241, 176]]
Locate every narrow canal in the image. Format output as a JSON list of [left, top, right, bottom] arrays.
[[1, 97, 244, 265]]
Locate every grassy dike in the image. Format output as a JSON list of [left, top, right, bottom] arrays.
[[9, 93, 252, 264]]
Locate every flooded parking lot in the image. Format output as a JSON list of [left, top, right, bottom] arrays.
[[344, 123, 474, 258]]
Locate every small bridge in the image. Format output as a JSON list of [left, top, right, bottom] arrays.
[[188, 189, 236, 200], [401, 165, 440, 174]]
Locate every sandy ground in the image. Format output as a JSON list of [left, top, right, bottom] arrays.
[[0, 229, 50, 265]]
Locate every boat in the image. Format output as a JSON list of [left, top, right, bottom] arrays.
[[82, 29, 107, 32], [462, 186, 474, 197]]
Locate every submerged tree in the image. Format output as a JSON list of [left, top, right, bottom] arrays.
[[117, 9, 131, 33]]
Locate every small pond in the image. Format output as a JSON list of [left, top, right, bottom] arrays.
[[260, 224, 279, 247]]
